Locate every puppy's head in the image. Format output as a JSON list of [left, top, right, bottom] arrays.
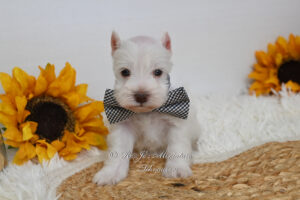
[[111, 31, 173, 113]]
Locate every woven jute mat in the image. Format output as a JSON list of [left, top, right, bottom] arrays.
[[57, 141, 300, 200]]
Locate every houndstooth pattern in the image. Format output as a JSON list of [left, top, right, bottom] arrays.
[[103, 87, 190, 124]]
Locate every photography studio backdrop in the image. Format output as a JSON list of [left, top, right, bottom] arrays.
[[1, 2, 300, 199], [0, 0, 300, 99]]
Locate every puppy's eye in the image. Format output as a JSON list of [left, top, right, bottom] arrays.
[[121, 69, 130, 77], [153, 69, 163, 77]]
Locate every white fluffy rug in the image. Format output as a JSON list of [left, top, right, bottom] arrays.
[[1, 91, 300, 200]]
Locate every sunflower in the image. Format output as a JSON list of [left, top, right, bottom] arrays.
[[0, 63, 108, 165], [249, 34, 300, 96]]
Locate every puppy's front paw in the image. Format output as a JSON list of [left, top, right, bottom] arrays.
[[92, 164, 128, 185], [163, 161, 192, 178]]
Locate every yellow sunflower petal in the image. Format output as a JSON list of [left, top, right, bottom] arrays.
[[61, 84, 91, 109], [269, 68, 278, 77], [75, 84, 92, 103], [0, 72, 22, 96], [74, 101, 104, 122], [267, 43, 277, 57], [65, 140, 83, 154], [0, 94, 15, 105], [12, 67, 35, 95], [75, 140, 90, 150], [0, 101, 16, 115], [30, 134, 39, 143], [249, 81, 264, 95], [275, 53, 283, 67], [61, 92, 80, 110], [21, 121, 38, 141], [58, 148, 70, 157], [0, 112, 17, 127], [13, 142, 36, 165], [25, 142, 37, 161], [28, 75, 36, 93], [255, 51, 274, 68], [36, 144, 49, 163], [265, 76, 279, 85], [72, 132, 86, 142], [75, 127, 86, 137], [3, 126, 23, 142], [47, 63, 76, 97], [81, 132, 107, 149], [81, 118, 103, 129], [288, 34, 298, 59], [36, 140, 57, 161], [39, 63, 56, 84], [51, 140, 65, 151], [72, 133, 92, 150], [81, 118, 108, 134], [59, 143, 81, 157], [253, 64, 268, 73], [13, 143, 28, 165], [276, 36, 288, 56], [60, 131, 83, 154], [0, 95, 17, 116], [4, 139, 22, 148], [34, 75, 48, 96], [15, 96, 29, 123], [67, 139, 84, 153], [62, 153, 77, 161], [61, 130, 71, 143], [248, 71, 268, 81], [262, 87, 271, 95], [46, 143, 57, 158], [285, 81, 300, 92]]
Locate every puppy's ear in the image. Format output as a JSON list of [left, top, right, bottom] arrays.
[[161, 32, 171, 52], [111, 31, 121, 55]]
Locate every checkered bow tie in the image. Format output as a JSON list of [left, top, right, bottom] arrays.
[[103, 87, 190, 124]]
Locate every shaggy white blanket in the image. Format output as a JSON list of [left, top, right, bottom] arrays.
[[1, 91, 300, 200]]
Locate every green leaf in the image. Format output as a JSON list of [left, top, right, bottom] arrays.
[[0, 127, 6, 135], [7, 145, 16, 149]]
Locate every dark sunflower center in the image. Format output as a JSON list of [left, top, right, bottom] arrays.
[[277, 60, 300, 84], [26, 96, 75, 142]]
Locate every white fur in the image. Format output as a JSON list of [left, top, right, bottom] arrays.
[[0, 148, 106, 200], [112, 34, 172, 112], [93, 32, 200, 185], [1, 90, 300, 199]]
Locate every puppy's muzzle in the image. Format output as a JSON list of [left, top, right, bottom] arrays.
[[134, 92, 149, 104]]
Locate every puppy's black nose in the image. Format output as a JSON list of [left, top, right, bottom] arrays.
[[134, 92, 149, 104]]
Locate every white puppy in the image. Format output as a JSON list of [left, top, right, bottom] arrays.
[[93, 32, 200, 185]]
